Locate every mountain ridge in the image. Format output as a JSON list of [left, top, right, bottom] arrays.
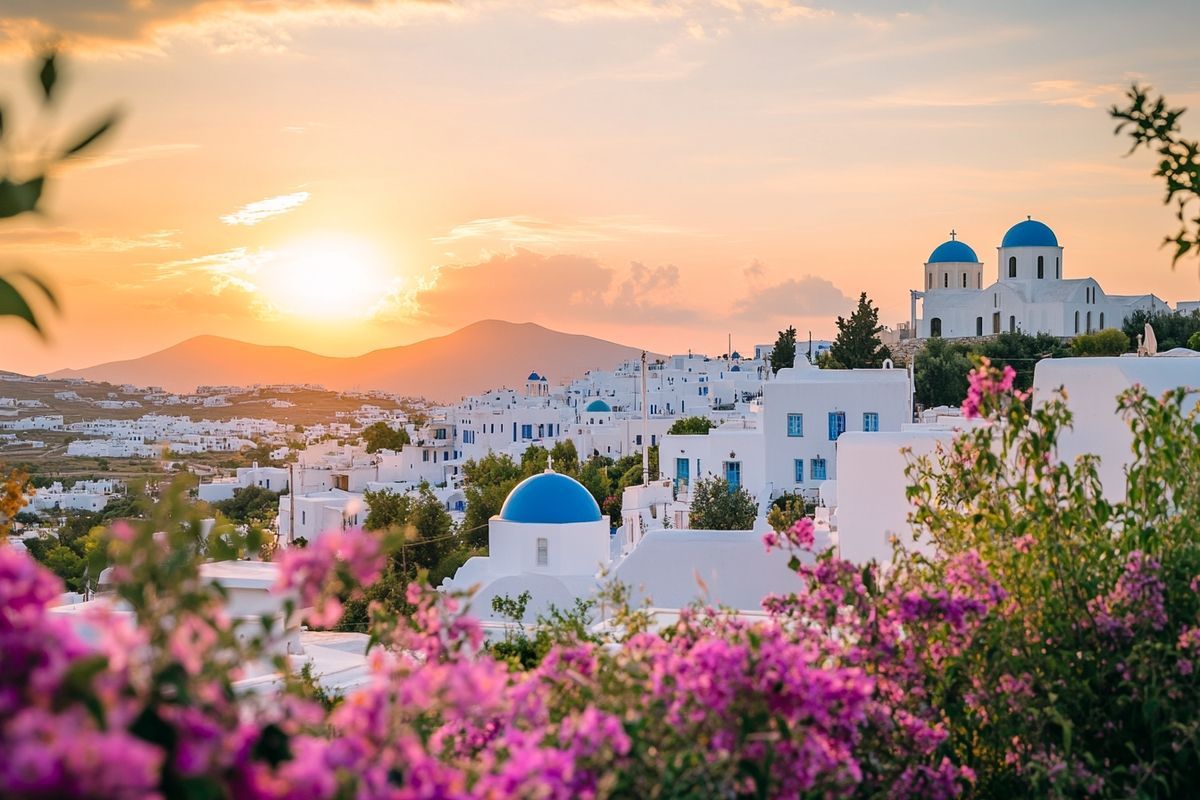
[[48, 320, 658, 402]]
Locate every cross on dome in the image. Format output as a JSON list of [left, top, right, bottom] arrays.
[[949, 229, 957, 241]]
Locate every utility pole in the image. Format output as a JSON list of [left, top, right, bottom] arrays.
[[641, 350, 650, 485], [288, 461, 296, 546]]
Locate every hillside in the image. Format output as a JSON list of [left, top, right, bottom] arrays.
[[48, 320, 654, 401]]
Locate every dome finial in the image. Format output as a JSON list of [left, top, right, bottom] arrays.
[[546, 454, 554, 474], [1027, 214, 1031, 220], [949, 228, 957, 241]]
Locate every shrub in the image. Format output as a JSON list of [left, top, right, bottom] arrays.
[[1071, 327, 1131, 356]]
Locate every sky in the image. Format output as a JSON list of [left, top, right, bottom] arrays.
[[2, 0, 1199, 375]]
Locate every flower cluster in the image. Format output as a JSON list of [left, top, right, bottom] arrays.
[[961, 356, 1019, 419]]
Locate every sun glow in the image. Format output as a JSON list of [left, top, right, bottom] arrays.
[[259, 235, 396, 321]]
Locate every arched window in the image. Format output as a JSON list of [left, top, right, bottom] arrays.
[[977, 274, 982, 288], [1100, 312, 1105, 329], [976, 317, 983, 336], [1086, 311, 1092, 333], [943, 273, 948, 288], [1008, 256, 1017, 278], [1074, 311, 1080, 333], [1037, 255, 1044, 279], [1009, 315, 1016, 333], [930, 318, 942, 338]]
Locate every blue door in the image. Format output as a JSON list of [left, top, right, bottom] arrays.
[[724, 461, 741, 490], [675, 457, 689, 487], [828, 412, 846, 441]]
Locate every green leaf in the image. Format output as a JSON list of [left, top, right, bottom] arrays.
[[6, 269, 58, 311], [38, 51, 58, 102], [0, 277, 42, 334], [60, 110, 121, 160], [0, 176, 44, 218]]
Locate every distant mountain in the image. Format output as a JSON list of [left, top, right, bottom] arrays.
[[49, 320, 656, 401]]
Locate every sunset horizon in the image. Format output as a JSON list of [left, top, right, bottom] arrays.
[[3, 0, 1199, 376]]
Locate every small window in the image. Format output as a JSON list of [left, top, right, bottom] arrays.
[[1086, 311, 1092, 333], [928, 273, 933, 289], [1074, 310, 1080, 333], [1100, 312, 1105, 329], [863, 412, 879, 432], [1056, 257, 1060, 279], [536, 537, 548, 566], [787, 413, 804, 437], [301, 510, 306, 525], [1008, 256, 1017, 278], [1037, 255, 1044, 279], [976, 316, 984, 336], [930, 318, 942, 337], [943, 273, 948, 288], [794, 459, 804, 483], [962, 272, 967, 288], [1009, 315, 1016, 333], [993, 312, 1001, 334], [811, 458, 827, 481]]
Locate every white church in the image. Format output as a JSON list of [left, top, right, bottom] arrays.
[[910, 217, 1169, 339]]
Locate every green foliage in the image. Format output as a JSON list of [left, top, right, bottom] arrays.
[[341, 484, 459, 627], [667, 416, 716, 436], [769, 325, 798, 374], [212, 485, 280, 526], [488, 591, 600, 670], [1111, 84, 1200, 264], [905, 375, 1200, 797], [549, 439, 579, 474], [687, 475, 757, 531], [460, 452, 523, 547], [1189, 331, 1200, 351], [914, 337, 973, 408], [362, 421, 410, 454], [766, 493, 814, 532], [1070, 327, 1131, 356], [913, 331, 1069, 408], [1123, 308, 1200, 351], [828, 292, 892, 369], [0, 50, 121, 335]]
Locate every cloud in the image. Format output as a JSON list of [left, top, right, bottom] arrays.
[[1030, 79, 1121, 109], [74, 143, 201, 171], [220, 191, 310, 226], [0, 1, 466, 55], [413, 249, 613, 327], [434, 214, 688, 248], [0, 227, 180, 253], [412, 247, 842, 330], [729, 275, 852, 319]]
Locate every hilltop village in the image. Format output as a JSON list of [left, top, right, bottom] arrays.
[[8, 217, 1200, 630]]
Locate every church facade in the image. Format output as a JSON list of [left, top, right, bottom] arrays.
[[910, 218, 1169, 339]]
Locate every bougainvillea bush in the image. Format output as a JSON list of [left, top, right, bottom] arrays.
[[2, 359, 1199, 798]]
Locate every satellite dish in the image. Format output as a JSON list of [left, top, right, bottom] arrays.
[[1144, 323, 1158, 356]]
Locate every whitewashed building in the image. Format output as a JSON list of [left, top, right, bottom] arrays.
[[912, 219, 1169, 339]]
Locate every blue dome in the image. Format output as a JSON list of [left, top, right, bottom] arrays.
[[927, 240, 979, 264], [527, 372, 541, 381], [499, 472, 603, 524], [1002, 219, 1058, 248], [731, 365, 741, 372], [585, 399, 611, 413]]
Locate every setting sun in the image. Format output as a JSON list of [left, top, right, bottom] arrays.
[[259, 235, 395, 321]]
